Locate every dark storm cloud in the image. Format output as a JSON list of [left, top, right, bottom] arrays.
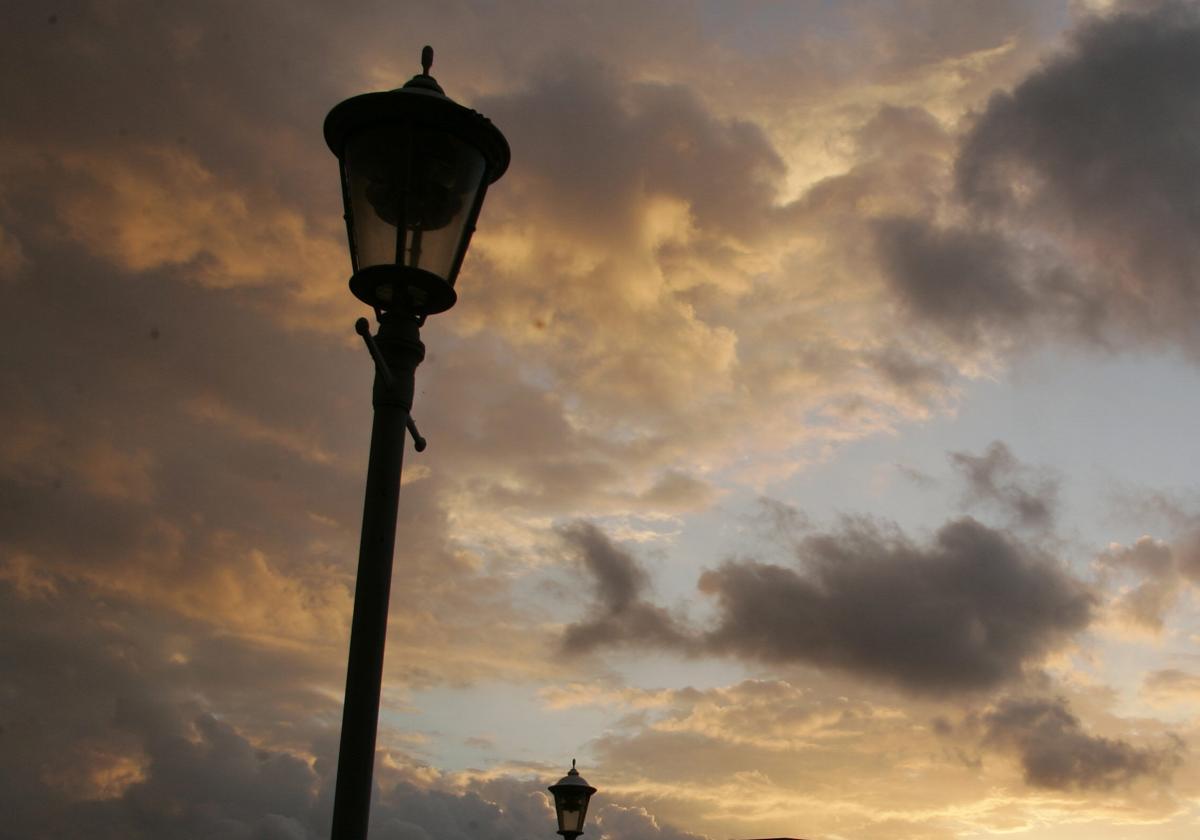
[[983, 697, 1182, 790], [559, 521, 690, 654], [698, 517, 1093, 693], [561, 512, 1094, 694], [872, 216, 1032, 347], [954, 1, 1200, 348], [868, 4, 1200, 356], [949, 441, 1058, 529]]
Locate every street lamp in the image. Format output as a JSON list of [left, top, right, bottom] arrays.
[[323, 46, 509, 840], [549, 761, 598, 840]]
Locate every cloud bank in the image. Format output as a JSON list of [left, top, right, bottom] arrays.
[[563, 509, 1094, 694]]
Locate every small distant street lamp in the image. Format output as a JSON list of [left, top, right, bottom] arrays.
[[323, 46, 509, 840], [548, 760, 598, 840]]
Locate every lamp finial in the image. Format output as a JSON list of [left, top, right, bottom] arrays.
[[421, 45, 434, 76]]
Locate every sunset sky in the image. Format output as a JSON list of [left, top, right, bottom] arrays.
[[5, 1, 1200, 838]]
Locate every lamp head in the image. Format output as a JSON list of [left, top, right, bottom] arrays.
[[548, 760, 597, 840], [325, 47, 509, 317]]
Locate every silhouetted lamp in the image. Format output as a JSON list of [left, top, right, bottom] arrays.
[[549, 761, 598, 840], [324, 45, 510, 316], [324, 46, 510, 840]]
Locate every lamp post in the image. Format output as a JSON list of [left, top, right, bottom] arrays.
[[323, 46, 509, 840], [548, 761, 598, 840]]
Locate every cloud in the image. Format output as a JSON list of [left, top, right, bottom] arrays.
[[560, 511, 1094, 695], [868, 4, 1200, 361], [699, 517, 1093, 693], [955, 1, 1200, 351], [0, 221, 27, 279], [580, 671, 1197, 839], [0, 570, 702, 840], [640, 678, 911, 754], [593, 802, 708, 840], [6, 3, 1200, 837], [745, 496, 812, 549], [982, 696, 1182, 790], [854, 105, 955, 161], [54, 146, 346, 298], [0, 567, 330, 839], [0, 0, 1004, 539], [0, 238, 575, 699], [866, 342, 957, 410], [638, 471, 718, 513], [1142, 669, 1200, 704], [949, 441, 1058, 529], [558, 521, 691, 654], [1096, 535, 1192, 632], [873, 216, 1032, 349], [478, 55, 784, 253]]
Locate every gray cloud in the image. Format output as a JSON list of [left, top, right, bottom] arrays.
[[869, 4, 1200, 357], [950, 441, 1058, 529], [894, 462, 938, 490], [872, 216, 1032, 348], [559, 522, 690, 654], [983, 697, 1182, 790], [955, 1, 1200, 350], [699, 517, 1093, 693], [561, 510, 1094, 694], [746, 496, 812, 549]]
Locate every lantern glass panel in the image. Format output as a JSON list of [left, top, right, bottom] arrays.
[[344, 122, 486, 285], [558, 804, 583, 834]]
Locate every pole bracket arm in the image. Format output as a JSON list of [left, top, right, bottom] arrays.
[[356, 317, 396, 390], [405, 416, 427, 451], [356, 317, 428, 452]]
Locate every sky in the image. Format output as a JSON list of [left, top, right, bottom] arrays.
[[4, 0, 1200, 838]]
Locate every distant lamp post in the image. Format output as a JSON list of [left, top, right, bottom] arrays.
[[549, 761, 598, 840], [323, 46, 509, 840]]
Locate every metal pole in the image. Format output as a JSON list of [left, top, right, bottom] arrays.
[[331, 313, 425, 840]]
